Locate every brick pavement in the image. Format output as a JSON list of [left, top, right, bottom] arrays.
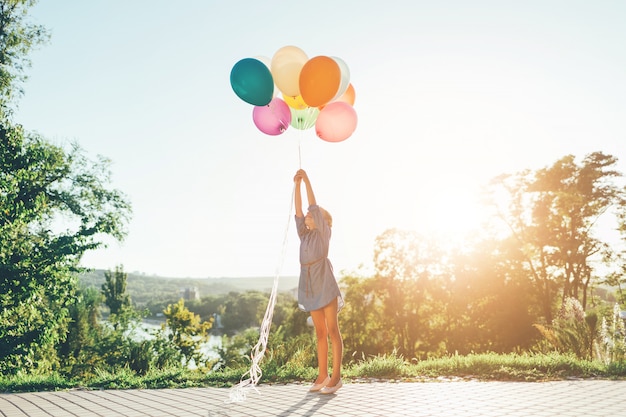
[[1, 380, 624, 417]]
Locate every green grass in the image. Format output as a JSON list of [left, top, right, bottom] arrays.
[[1, 352, 625, 393]]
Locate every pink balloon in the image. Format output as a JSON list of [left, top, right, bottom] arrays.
[[252, 98, 292, 135], [315, 102, 357, 142]]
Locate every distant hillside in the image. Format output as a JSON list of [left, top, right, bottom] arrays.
[[79, 270, 299, 305]]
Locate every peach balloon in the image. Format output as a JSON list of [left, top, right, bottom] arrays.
[[271, 46, 308, 97], [315, 101, 357, 142], [335, 83, 356, 106]]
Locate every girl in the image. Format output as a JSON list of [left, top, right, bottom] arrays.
[[293, 169, 344, 394]]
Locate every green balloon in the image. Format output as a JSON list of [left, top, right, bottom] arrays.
[[290, 107, 319, 130], [230, 58, 273, 106]]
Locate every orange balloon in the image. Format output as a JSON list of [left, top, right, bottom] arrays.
[[335, 83, 356, 106], [299, 56, 341, 108]]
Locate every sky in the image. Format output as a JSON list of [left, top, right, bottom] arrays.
[[14, 0, 626, 278]]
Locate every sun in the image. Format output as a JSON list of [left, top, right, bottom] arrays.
[[410, 184, 489, 244]]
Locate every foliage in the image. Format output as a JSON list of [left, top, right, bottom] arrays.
[[409, 351, 607, 381], [598, 303, 626, 364], [78, 270, 299, 309], [350, 350, 408, 378], [162, 298, 213, 367], [213, 328, 261, 371], [56, 271, 184, 378], [219, 291, 270, 333], [0, 125, 131, 374], [0, 0, 49, 117], [340, 231, 540, 361], [533, 297, 598, 359], [56, 287, 103, 376], [483, 152, 626, 322], [2, 352, 625, 393], [102, 265, 131, 316], [0, 1, 132, 375]]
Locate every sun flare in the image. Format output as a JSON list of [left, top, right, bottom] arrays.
[[413, 186, 488, 241]]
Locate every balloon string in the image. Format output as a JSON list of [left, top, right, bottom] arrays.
[[226, 183, 294, 404]]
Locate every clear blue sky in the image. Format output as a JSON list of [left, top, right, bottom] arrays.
[[15, 0, 626, 278]]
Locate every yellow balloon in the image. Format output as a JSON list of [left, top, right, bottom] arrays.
[[271, 46, 308, 97], [283, 94, 308, 110]]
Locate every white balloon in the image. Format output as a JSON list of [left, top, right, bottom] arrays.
[[330, 56, 351, 101]]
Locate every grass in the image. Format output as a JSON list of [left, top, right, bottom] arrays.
[[1, 352, 624, 393]]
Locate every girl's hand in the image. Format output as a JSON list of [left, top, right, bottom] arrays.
[[296, 169, 309, 183]]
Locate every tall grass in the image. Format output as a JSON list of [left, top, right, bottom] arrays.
[[2, 352, 624, 393]]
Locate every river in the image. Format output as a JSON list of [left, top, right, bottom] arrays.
[[125, 320, 223, 363]]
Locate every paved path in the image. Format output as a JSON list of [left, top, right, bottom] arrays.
[[1, 380, 624, 417]]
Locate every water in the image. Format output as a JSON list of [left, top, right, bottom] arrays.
[[125, 320, 222, 361]]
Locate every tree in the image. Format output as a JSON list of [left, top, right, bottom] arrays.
[[220, 291, 268, 334], [57, 287, 103, 376], [370, 228, 444, 357], [0, 0, 48, 118], [162, 298, 213, 367], [0, 0, 132, 374], [102, 265, 131, 316], [0, 124, 132, 373], [442, 236, 539, 354], [483, 152, 626, 322]]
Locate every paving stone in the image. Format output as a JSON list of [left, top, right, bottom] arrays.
[[1, 380, 625, 417]]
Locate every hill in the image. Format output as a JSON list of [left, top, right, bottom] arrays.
[[79, 270, 299, 305]]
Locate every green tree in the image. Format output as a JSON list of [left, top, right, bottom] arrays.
[[220, 291, 268, 333], [0, 0, 132, 373], [162, 298, 213, 367], [57, 287, 103, 376], [339, 274, 388, 358], [0, 0, 48, 118], [102, 265, 131, 316], [1, 125, 131, 374]]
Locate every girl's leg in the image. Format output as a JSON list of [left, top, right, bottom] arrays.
[[322, 298, 343, 386], [310, 308, 329, 384]]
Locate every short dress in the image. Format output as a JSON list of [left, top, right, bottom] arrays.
[[295, 204, 344, 312]]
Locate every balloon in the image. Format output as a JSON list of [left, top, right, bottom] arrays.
[[254, 55, 278, 97], [315, 102, 357, 142], [283, 94, 307, 110], [335, 83, 356, 106], [230, 58, 274, 106], [299, 56, 341, 107], [331, 56, 350, 100], [252, 98, 292, 135], [290, 107, 320, 130], [271, 46, 308, 97]]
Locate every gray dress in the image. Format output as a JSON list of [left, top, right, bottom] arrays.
[[295, 204, 344, 312]]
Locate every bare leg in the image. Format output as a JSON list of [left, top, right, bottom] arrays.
[[323, 298, 343, 387], [310, 308, 329, 384]]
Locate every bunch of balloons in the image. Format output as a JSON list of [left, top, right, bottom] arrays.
[[230, 45, 357, 142]]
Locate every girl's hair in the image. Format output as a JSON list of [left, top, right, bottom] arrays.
[[320, 207, 333, 228]]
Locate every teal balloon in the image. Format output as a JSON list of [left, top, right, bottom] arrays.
[[230, 58, 274, 106]]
